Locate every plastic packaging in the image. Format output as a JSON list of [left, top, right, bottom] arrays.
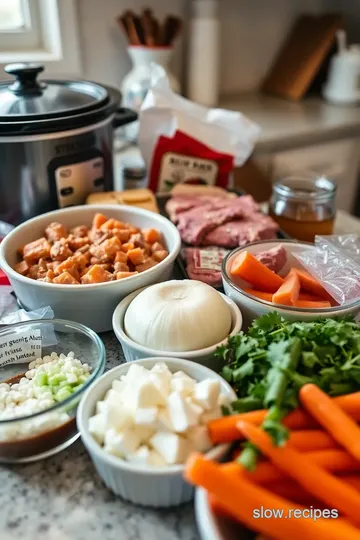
[[139, 65, 260, 193], [1, 306, 54, 326], [294, 234, 360, 305]]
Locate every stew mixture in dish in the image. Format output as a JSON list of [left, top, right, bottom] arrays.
[[14, 213, 168, 284]]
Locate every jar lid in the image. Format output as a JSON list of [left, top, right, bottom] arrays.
[[0, 63, 109, 121], [123, 166, 146, 180], [273, 175, 337, 201]]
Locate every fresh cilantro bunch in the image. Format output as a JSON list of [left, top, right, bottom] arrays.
[[217, 312, 360, 412], [215, 312, 360, 470]]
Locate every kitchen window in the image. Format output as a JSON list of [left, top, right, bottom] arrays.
[[0, 0, 81, 76]]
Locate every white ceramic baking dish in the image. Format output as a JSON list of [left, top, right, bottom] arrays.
[[77, 357, 236, 507]]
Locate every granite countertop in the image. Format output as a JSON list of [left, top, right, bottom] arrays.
[[0, 333, 199, 540]]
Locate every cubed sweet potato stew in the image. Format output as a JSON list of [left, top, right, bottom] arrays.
[[14, 213, 169, 284]]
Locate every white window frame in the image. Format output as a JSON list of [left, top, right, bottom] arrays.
[[0, 0, 82, 77]]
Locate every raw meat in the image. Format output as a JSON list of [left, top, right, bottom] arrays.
[[202, 216, 278, 247], [176, 196, 261, 245], [255, 244, 288, 273], [165, 194, 258, 223], [183, 248, 226, 287]]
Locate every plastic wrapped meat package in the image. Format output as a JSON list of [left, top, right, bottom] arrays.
[[294, 234, 360, 306]]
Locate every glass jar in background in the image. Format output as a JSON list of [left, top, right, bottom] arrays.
[[269, 175, 337, 242], [122, 166, 147, 190]]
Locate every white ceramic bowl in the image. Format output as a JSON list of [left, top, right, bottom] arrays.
[[112, 287, 243, 371], [77, 357, 236, 507], [0, 205, 181, 333], [222, 239, 360, 329], [195, 488, 247, 540]]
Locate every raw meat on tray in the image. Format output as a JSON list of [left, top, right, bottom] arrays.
[[201, 215, 278, 248], [183, 247, 229, 287], [166, 189, 280, 286], [166, 192, 278, 246]]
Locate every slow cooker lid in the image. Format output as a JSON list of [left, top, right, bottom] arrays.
[[0, 63, 109, 121]]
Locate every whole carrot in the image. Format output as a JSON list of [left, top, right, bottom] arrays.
[[238, 421, 360, 526], [185, 453, 360, 540], [208, 391, 360, 444], [300, 384, 360, 461], [231, 429, 338, 460], [222, 448, 360, 484]]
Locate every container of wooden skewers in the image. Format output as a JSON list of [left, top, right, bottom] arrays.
[[117, 9, 182, 141]]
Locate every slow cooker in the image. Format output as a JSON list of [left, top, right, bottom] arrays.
[[0, 63, 137, 224]]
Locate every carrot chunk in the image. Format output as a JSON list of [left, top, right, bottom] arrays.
[[53, 271, 79, 284], [144, 228, 161, 244], [243, 288, 273, 302], [121, 242, 135, 253], [272, 271, 300, 306], [114, 250, 128, 264], [294, 300, 331, 309], [92, 213, 108, 229], [80, 264, 113, 284], [290, 267, 332, 300], [127, 247, 145, 265], [116, 271, 138, 279], [231, 251, 284, 293]]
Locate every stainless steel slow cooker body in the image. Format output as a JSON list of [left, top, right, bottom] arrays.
[[0, 63, 137, 224]]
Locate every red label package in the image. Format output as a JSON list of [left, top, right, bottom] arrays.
[[138, 66, 260, 193], [148, 130, 234, 192]]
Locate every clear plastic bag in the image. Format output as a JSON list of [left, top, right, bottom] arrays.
[[294, 234, 360, 306]]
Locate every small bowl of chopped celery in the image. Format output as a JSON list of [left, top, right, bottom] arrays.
[[0, 319, 105, 463]]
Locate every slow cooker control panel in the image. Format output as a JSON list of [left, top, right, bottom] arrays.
[[48, 153, 105, 208]]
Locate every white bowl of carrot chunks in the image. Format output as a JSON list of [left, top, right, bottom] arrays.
[[0, 205, 181, 332], [188, 386, 360, 540], [221, 240, 360, 328]]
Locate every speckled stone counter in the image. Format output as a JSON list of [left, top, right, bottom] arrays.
[[0, 332, 199, 540]]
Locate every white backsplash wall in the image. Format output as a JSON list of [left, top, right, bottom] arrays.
[[77, 0, 351, 95]]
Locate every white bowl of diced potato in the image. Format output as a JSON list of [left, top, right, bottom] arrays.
[[0, 205, 181, 332], [77, 357, 236, 507]]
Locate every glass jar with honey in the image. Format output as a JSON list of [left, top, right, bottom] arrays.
[[269, 175, 336, 242]]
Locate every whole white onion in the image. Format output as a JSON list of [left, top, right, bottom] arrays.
[[124, 280, 232, 352]]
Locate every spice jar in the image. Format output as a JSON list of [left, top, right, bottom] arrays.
[[269, 175, 337, 242]]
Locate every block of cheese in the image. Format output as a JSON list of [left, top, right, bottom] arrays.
[[86, 189, 159, 213]]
